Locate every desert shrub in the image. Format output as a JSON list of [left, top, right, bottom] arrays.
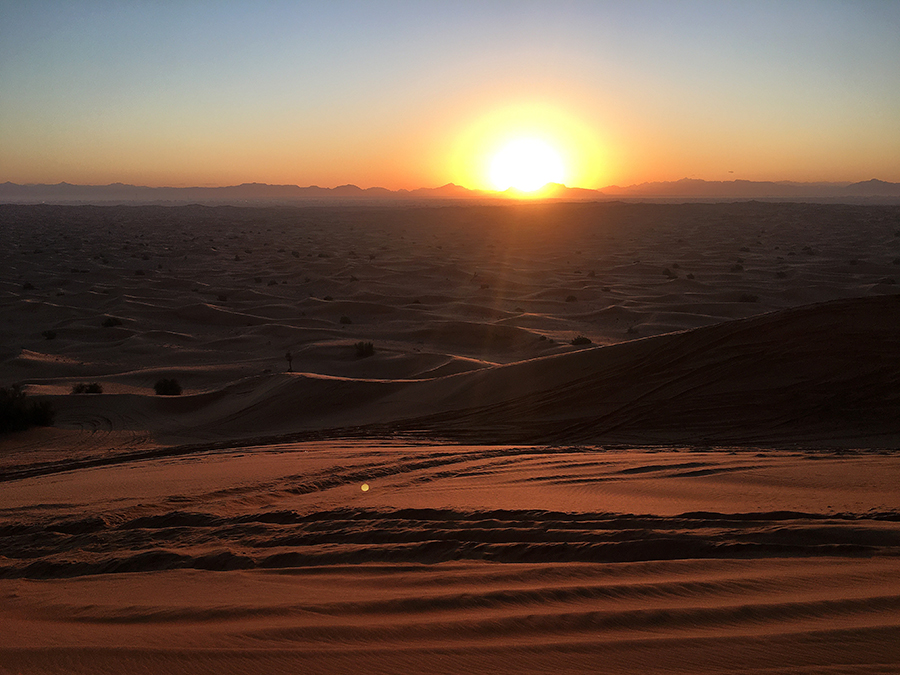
[[0, 385, 54, 434], [730, 264, 744, 273], [565, 295, 577, 302], [663, 267, 677, 279], [686, 273, 695, 280], [72, 382, 103, 394], [340, 316, 353, 324], [354, 342, 375, 358], [739, 293, 759, 303], [42, 330, 57, 340], [570, 336, 592, 346], [153, 378, 182, 396], [22, 282, 35, 290], [292, 250, 300, 258], [101, 316, 122, 327], [626, 326, 639, 335]]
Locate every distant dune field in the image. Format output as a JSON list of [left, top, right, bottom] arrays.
[[1, 201, 899, 674]]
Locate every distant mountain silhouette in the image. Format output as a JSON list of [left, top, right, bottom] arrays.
[[599, 178, 900, 199], [843, 179, 900, 196], [0, 181, 496, 204], [1, 178, 898, 204]]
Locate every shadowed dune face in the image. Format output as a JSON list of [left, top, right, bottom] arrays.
[[1, 201, 899, 456], [389, 294, 900, 445]]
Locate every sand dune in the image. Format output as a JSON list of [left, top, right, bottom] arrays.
[[2, 202, 899, 673], [3, 201, 900, 455]]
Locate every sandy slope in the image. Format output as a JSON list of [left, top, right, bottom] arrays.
[[2, 202, 900, 673], [1, 444, 899, 673]]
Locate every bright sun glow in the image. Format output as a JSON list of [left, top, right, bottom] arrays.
[[490, 138, 565, 192], [447, 102, 606, 193]]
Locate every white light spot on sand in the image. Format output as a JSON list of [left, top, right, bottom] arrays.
[[361, 483, 370, 492]]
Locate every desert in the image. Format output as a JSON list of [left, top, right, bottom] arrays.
[[1, 200, 899, 673]]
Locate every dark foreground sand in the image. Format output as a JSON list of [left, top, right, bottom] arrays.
[[1, 201, 899, 673]]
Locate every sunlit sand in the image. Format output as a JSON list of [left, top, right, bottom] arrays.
[[1, 201, 899, 673]]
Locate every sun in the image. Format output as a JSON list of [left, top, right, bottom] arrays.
[[489, 138, 565, 192]]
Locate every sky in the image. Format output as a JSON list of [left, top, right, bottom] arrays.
[[2, 1, 899, 190]]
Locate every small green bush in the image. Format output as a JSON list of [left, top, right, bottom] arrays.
[[72, 382, 103, 394], [0, 385, 54, 434], [153, 378, 182, 396], [354, 342, 375, 358]]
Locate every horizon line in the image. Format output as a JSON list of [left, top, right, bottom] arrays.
[[3, 177, 897, 192]]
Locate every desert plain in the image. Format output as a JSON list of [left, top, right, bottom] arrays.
[[1, 200, 900, 674]]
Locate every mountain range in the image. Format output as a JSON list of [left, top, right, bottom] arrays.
[[2, 178, 899, 204]]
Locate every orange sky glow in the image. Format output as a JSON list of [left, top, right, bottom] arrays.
[[1, 3, 898, 191]]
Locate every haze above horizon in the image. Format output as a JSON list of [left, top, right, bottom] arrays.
[[2, 1, 898, 191]]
